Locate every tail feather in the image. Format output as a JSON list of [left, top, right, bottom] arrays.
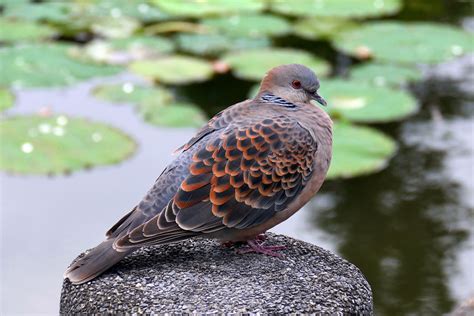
[[64, 239, 133, 284]]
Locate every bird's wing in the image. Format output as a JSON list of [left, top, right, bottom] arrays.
[[104, 102, 243, 241], [175, 101, 239, 153], [114, 115, 318, 249]]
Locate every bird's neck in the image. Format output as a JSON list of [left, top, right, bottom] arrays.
[[300, 105, 333, 147], [257, 88, 308, 104]]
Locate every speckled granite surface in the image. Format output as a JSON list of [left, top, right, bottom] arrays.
[[60, 234, 373, 314]]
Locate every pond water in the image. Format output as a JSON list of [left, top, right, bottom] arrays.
[[1, 54, 473, 315], [1, 1, 474, 315]]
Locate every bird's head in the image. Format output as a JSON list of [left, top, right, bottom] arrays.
[[257, 64, 327, 106]]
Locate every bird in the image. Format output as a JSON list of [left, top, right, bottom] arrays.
[[64, 64, 333, 284]]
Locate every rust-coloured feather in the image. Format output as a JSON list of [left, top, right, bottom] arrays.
[[64, 64, 333, 285]]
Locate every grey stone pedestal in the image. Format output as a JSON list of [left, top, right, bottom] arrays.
[[60, 234, 373, 314]]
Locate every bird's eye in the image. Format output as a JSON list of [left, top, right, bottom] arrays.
[[292, 80, 302, 89]]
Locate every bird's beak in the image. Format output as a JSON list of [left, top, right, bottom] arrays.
[[312, 92, 327, 106]]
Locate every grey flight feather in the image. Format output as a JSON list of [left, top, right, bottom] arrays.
[[64, 63, 333, 284]]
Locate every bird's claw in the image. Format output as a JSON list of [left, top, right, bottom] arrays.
[[236, 239, 286, 257]]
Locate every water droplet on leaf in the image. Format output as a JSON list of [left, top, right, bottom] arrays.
[[451, 45, 463, 56], [56, 115, 68, 126], [21, 142, 34, 154], [122, 83, 134, 94], [38, 123, 52, 134], [91, 132, 103, 143], [333, 97, 367, 109]]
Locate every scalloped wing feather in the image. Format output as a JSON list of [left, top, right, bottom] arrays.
[[115, 115, 318, 249]]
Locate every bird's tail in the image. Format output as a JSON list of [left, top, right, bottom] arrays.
[[64, 239, 133, 284]]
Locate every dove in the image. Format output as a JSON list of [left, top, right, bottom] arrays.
[[65, 64, 332, 284]]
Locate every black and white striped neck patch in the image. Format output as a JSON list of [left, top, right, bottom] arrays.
[[260, 93, 297, 108]]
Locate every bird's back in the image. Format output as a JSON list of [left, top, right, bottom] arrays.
[[64, 64, 333, 284]]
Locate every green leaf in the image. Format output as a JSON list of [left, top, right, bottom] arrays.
[[271, 0, 402, 18], [105, 36, 174, 53], [175, 33, 270, 56], [93, 83, 206, 127], [151, 0, 265, 17], [91, 0, 170, 22], [129, 55, 215, 84], [0, 0, 29, 6], [327, 122, 397, 179], [222, 48, 330, 81], [5, 1, 168, 23], [139, 101, 207, 128], [70, 36, 174, 65], [0, 89, 14, 112], [202, 14, 291, 37], [293, 17, 358, 40], [0, 17, 57, 43], [91, 16, 140, 39], [92, 83, 174, 105], [0, 115, 136, 175], [0, 44, 122, 88], [3, 2, 74, 23], [3, 1, 168, 39], [350, 63, 422, 87], [320, 79, 418, 123], [249, 78, 418, 123], [334, 22, 474, 64]]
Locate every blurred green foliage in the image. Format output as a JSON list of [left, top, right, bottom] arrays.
[[0, 88, 14, 112], [0, 0, 471, 176], [0, 115, 135, 174], [0, 44, 121, 88]]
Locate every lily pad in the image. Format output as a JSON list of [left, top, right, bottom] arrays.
[[293, 17, 357, 40], [0, 89, 14, 112], [271, 0, 401, 18], [151, 0, 265, 17], [91, 16, 140, 38], [0, 0, 29, 6], [93, 83, 206, 127], [320, 79, 418, 123], [334, 22, 474, 64], [0, 18, 57, 43], [0, 44, 122, 88], [202, 14, 291, 37], [91, 0, 170, 22], [327, 122, 397, 179], [0, 115, 136, 175], [70, 36, 174, 65], [105, 36, 174, 53], [92, 83, 173, 106], [144, 21, 207, 34], [175, 33, 270, 56], [250, 79, 417, 123], [139, 100, 207, 128], [222, 48, 330, 81], [5, 1, 168, 23], [350, 63, 422, 87], [130, 56, 214, 84], [3, 2, 74, 23]]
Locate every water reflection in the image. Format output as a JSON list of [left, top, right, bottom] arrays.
[[1, 67, 473, 315], [308, 67, 474, 314]]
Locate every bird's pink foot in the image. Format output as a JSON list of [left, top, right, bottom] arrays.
[[236, 239, 286, 257]]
